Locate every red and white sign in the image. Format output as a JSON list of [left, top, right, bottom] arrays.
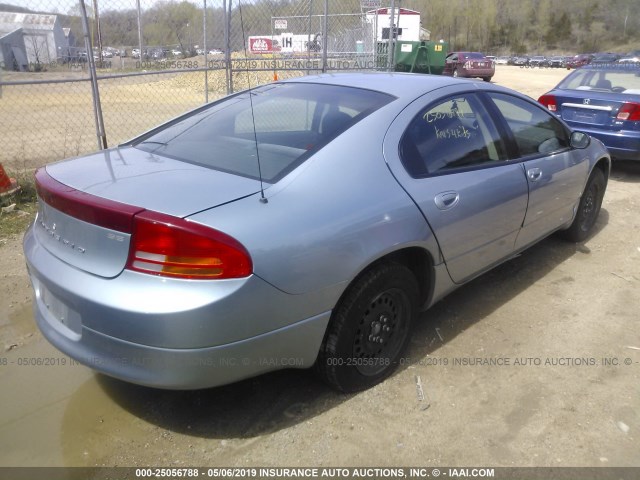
[[249, 37, 280, 54]]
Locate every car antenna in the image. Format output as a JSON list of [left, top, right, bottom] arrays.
[[238, 0, 268, 204]]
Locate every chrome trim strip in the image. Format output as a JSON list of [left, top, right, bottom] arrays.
[[562, 103, 613, 111]]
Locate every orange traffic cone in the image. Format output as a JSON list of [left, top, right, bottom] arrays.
[[0, 163, 20, 197]]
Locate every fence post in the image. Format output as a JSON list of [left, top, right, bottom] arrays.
[[203, 0, 208, 103], [224, 0, 233, 93], [92, 0, 104, 65], [307, 0, 313, 64], [136, 0, 143, 67], [79, 0, 108, 150], [321, 0, 328, 73], [386, 0, 396, 72]]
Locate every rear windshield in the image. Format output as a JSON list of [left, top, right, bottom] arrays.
[[558, 67, 640, 93], [133, 82, 394, 182], [461, 52, 485, 60]]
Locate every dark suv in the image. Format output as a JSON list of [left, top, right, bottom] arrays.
[[529, 56, 548, 67]]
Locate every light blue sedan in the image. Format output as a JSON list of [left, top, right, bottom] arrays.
[[24, 72, 610, 392]]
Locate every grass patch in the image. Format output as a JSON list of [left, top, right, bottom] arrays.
[[0, 169, 38, 239]]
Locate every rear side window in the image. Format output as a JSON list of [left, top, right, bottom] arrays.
[[488, 93, 569, 157], [133, 83, 393, 182], [400, 93, 506, 176]]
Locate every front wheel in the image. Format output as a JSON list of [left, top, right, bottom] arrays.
[[315, 262, 419, 392], [560, 168, 606, 242]]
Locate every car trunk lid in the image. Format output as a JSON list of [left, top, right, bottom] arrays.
[[553, 90, 640, 131], [35, 147, 262, 278]]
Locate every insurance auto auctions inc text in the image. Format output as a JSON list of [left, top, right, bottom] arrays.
[[251, 468, 494, 478]]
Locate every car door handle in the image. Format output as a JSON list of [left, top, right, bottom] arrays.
[[527, 168, 542, 182], [434, 191, 460, 210]]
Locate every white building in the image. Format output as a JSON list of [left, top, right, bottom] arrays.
[[0, 11, 69, 68], [365, 7, 424, 42]]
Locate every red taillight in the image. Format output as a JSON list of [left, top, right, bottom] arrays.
[[616, 102, 640, 121], [35, 168, 143, 233], [538, 94, 557, 112], [127, 211, 252, 279], [36, 168, 251, 280]]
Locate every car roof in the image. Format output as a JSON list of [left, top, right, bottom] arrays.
[[283, 72, 493, 100], [579, 63, 640, 72]]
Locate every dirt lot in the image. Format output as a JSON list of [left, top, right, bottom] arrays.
[[0, 67, 639, 470]]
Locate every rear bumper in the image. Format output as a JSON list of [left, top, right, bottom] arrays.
[[24, 225, 332, 389], [33, 294, 330, 389], [570, 128, 640, 161], [459, 67, 494, 78]]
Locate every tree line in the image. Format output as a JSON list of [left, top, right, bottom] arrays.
[[2, 0, 637, 54]]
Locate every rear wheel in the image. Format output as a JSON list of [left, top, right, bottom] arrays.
[[315, 262, 418, 392], [560, 168, 605, 242], [483, 77, 492, 82]]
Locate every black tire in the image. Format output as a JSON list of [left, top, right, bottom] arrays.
[[483, 77, 492, 82], [560, 168, 606, 242], [315, 262, 419, 393]]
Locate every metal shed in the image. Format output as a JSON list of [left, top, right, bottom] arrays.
[[0, 11, 69, 68], [0, 28, 28, 71]]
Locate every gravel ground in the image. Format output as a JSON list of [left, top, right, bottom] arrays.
[[0, 66, 639, 470]]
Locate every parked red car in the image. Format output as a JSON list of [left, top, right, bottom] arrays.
[[443, 52, 495, 81], [566, 53, 594, 69]]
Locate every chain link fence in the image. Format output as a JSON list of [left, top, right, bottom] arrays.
[[0, 0, 404, 171]]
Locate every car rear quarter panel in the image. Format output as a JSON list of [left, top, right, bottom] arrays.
[[187, 108, 442, 298], [24, 227, 332, 349]]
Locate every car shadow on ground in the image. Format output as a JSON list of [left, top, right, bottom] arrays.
[[406, 208, 609, 360], [611, 160, 640, 183], [93, 210, 609, 439]]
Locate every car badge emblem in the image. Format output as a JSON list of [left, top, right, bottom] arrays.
[[584, 99, 590, 105]]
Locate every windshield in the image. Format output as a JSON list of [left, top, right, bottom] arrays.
[[558, 67, 640, 94], [133, 82, 394, 182]]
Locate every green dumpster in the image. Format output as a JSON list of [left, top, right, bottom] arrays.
[[393, 41, 449, 75]]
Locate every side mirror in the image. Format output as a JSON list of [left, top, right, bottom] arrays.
[[570, 131, 591, 149]]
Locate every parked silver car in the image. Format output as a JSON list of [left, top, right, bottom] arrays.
[[24, 73, 610, 392]]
